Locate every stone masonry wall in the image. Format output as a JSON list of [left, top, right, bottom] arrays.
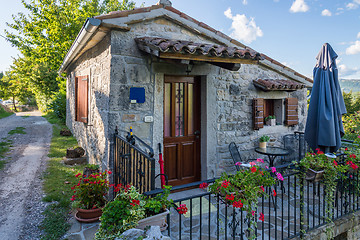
[[107, 17, 308, 179], [66, 34, 112, 170]]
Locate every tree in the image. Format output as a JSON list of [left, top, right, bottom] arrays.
[[5, 0, 135, 110]]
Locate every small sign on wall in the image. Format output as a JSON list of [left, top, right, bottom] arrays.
[[130, 87, 145, 103]]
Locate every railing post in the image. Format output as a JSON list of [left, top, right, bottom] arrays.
[[150, 156, 155, 190], [300, 176, 305, 238]]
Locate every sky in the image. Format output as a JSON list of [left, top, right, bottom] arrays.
[[1, 0, 360, 79]]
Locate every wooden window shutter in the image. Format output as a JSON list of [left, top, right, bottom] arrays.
[[253, 98, 264, 130], [75, 76, 89, 123], [285, 98, 298, 126]]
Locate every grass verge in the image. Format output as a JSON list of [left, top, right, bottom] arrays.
[[41, 112, 84, 240], [8, 127, 26, 135], [0, 105, 13, 119], [0, 139, 12, 170]]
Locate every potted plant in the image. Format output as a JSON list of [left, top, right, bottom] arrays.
[[208, 163, 281, 239], [70, 170, 112, 222], [95, 185, 179, 240], [259, 135, 270, 148], [265, 115, 276, 126], [295, 148, 347, 224]]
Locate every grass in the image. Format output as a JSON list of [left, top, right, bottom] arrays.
[[8, 127, 26, 135], [40, 112, 84, 240], [0, 140, 12, 170], [21, 115, 30, 118], [0, 105, 13, 119]]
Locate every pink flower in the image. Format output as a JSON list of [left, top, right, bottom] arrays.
[[276, 172, 284, 181], [251, 210, 255, 216], [256, 158, 264, 163], [249, 161, 256, 166], [271, 167, 276, 173], [260, 186, 265, 192], [235, 162, 242, 166], [358, 136, 360, 139], [265, 166, 269, 169], [199, 182, 209, 189]]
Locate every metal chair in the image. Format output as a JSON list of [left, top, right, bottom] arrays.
[[229, 142, 256, 171]]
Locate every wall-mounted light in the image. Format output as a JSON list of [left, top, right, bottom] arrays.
[[185, 61, 194, 75]]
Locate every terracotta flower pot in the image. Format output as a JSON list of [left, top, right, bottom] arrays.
[[259, 142, 267, 148], [136, 209, 170, 231], [75, 208, 103, 223], [305, 168, 324, 182]]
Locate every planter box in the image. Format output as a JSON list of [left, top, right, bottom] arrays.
[[136, 209, 170, 231], [305, 168, 324, 182]]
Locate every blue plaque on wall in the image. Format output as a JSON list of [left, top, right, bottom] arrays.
[[129, 87, 145, 103]]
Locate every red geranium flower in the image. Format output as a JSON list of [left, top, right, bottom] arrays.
[[260, 186, 265, 192], [75, 173, 81, 178], [259, 212, 264, 222], [199, 182, 209, 189], [251, 167, 257, 173], [225, 194, 234, 201], [333, 160, 338, 166], [221, 180, 230, 188], [232, 201, 243, 208], [273, 189, 277, 197], [177, 204, 188, 214]]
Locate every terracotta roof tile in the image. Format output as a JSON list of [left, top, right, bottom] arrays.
[[93, 4, 312, 84], [253, 79, 306, 91], [135, 37, 263, 60]]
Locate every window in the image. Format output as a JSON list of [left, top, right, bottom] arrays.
[[75, 75, 89, 123], [253, 98, 298, 129]]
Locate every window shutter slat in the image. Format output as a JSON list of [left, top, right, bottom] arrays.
[[75, 76, 89, 123], [253, 98, 264, 130], [285, 97, 298, 126]]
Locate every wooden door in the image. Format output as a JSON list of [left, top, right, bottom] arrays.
[[163, 76, 201, 186]]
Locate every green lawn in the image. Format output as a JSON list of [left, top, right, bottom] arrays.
[[41, 113, 84, 240], [0, 105, 13, 119]]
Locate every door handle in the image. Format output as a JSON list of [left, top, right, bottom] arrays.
[[194, 130, 200, 138]]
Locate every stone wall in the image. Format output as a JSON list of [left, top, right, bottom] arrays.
[[66, 34, 112, 170], [106, 18, 308, 179], [65, 17, 309, 180]]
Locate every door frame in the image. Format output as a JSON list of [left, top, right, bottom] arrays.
[[162, 75, 202, 186]]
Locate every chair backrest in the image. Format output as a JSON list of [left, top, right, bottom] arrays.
[[229, 142, 242, 171]]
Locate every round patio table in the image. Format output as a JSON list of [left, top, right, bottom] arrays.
[[255, 146, 290, 167]]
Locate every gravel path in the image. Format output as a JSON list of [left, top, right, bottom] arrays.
[[0, 111, 52, 240]]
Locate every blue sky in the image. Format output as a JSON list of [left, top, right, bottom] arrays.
[[1, 0, 360, 79]]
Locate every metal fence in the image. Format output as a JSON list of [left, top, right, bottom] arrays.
[[113, 128, 155, 193], [145, 165, 360, 240]]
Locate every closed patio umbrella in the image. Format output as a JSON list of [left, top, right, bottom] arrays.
[[304, 43, 347, 154]]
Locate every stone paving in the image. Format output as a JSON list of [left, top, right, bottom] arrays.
[[63, 216, 99, 240]]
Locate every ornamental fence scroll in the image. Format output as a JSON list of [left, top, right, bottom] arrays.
[[113, 127, 155, 194]]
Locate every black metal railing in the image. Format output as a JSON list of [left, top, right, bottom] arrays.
[[144, 164, 360, 239], [113, 127, 155, 194]]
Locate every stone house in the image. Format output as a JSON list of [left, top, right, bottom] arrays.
[[59, 0, 313, 186]]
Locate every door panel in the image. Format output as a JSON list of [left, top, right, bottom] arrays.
[[163, 76, 201, 186]]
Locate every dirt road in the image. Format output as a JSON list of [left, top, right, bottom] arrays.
[[0, 111, 52, 240]]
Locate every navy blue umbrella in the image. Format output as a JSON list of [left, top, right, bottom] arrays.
[[304, 43, 347, 154]]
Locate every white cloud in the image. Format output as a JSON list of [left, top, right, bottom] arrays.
[[290, 0, 309, 13], [338, 64, 359, 77], [224, 8, 263, 44], [242, 0, 248, 5], [346, 40, 360, 55], [346, 2, 358, 10], [357, 32, 360, 38], [355, 0, 360, 4], [321, 9, 332, 16]]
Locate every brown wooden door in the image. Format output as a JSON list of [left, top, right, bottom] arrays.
[[163, 76, 201, 186]]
